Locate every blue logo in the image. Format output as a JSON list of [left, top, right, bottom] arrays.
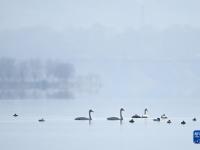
[[193, 130, 200, 144]]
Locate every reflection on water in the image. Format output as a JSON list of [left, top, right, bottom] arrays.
[[0, 99, 200, 150]]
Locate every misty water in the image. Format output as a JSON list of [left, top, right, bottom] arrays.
[[0, 98, 199, 150], [1, 0, 200, 149]]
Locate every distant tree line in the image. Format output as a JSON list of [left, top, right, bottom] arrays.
[[0, 58, 75, 99]]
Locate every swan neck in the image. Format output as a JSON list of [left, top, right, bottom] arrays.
[[120, 110, 123, 120], [89, 111, 92, 120], [144, 110, 147, 115]]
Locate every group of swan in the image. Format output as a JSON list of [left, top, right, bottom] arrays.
[[75, 108, 125, 121], [132, 108, 148, 118], [74, 108, 197, 125], [74, 108, 148, 121], [12, 108, 197, 125]]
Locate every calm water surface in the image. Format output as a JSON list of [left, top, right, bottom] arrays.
[[0, 99, 199, 150]]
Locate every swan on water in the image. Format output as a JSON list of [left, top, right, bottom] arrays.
[[38, 118, 45, 122], [132, 114, 141, 118], [153, 118, 160, 122], [75, 109, 94, 120], [161, 114, 168, 119], [181, 121, 186, 125], [129, 119, 135, 123], [193, 118, 197, 121], [107, 108, 125, 120], [167, 120, 172, 124], [141, 108, 148, 118], [13, 114, 18, 117]]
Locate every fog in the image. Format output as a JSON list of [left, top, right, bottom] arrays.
[[1, 0, 200, 30], [1, 1, 200, 150], [0, 0, 200, 101]]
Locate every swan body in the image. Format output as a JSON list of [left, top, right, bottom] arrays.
[[193, 118, 197, 121], [132, 114, 141, 118], [107, 117, 120, 120], [153, 118, 160, 122], [107, 108, 124, 121], [167, 120, 171, 124], [161, 114, 168, 119], [181, 121, 186, 125], [141, 115, 148, 118], [75, 109, 94, 120], [75, 117, 90, 120], [38, 118, 45, 122], [13, 114, 18, 117]]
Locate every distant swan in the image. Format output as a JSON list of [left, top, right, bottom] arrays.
[[129, 119, 135, 123], [132, 114, 141, 118], [153, 118, 160, 122], [193, 118, 197, 121], [161, 114, 168, 119], [38, 118, 45, 122], [13, 114, 18, 117], [75, 109, 94, 120], [141, 108, 148, 118], [167, 120, 172, 124], [107, 108, 125, 120], [181, 121, 186, 125]]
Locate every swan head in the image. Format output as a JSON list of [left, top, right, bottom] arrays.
[[120, 108, 125, 112], [89, 109, 94, 113]]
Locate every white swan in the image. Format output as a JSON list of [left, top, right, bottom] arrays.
[[161, 114, 168, 119], [107, 108, 125, 120], [141, 108, 148, 118], [75, 109, 94, 120]]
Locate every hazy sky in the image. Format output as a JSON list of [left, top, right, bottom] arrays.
[[0, 0, 200, 100], [1, 0, 200, 30]]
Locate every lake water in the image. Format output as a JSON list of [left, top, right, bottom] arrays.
[[0, 99, 199, 150]]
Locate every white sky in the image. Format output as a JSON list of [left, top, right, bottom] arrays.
[[0, 0, 200, 100], [0, 0, 200, 30]]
